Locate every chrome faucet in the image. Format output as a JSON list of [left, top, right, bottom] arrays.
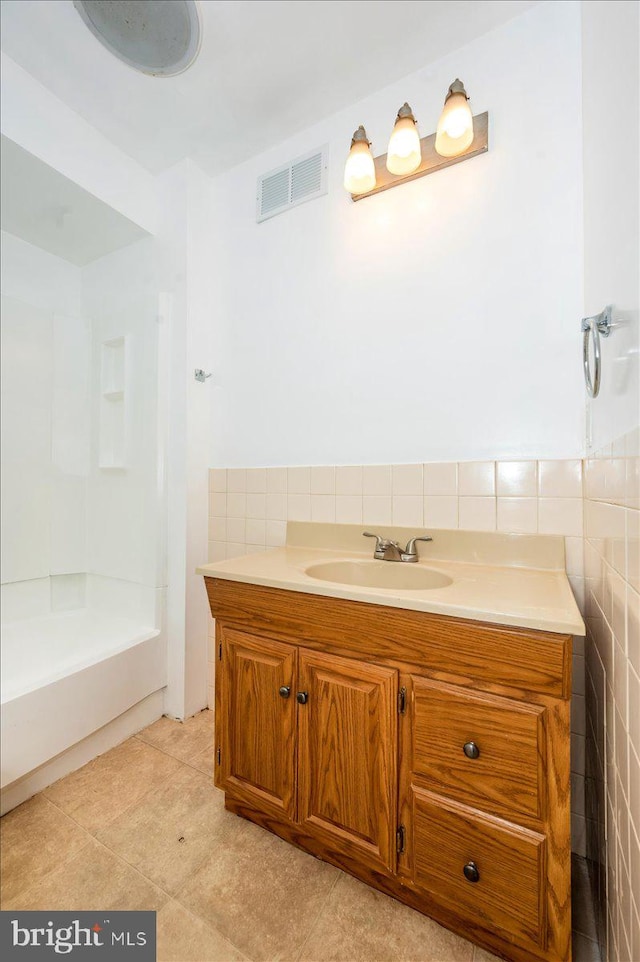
[[363, 531, 433, 563]]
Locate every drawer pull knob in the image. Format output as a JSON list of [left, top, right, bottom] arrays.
[[296, 691, 309, 704], [279, 686, 291, 698], [463, 741, 480, 759], [463, 861, 480, 883]]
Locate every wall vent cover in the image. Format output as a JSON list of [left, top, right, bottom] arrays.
[[257, 147, 328, 223]]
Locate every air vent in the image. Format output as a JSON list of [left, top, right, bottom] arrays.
[[257, 146, 328, 223]]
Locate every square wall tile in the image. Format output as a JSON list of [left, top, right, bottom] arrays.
[[288, 467, 310, 494], [336, 495, 362, 524], [227, 493, 246, 518], [539, 498, 583, 537], [628, 587, 639, 676], [423, 463, 457, 496], [245, 519, 266, 545], [362, 465, 392, 496], [267, 468, 287, 494], [424, 496, 458, 529], [209, 493, 227, 518], [246, 468, 267, 493], [266, 520, 287, 547], [226, 517, 245, 543], [226, 543, 247, 559], [246, 493, 266, 519], [628, 508, 640, 593], [208, 541, 226, 562], [496, 461, 537, 497], [266, 494, 287, 520], [629, 667, 640, 759], [538, 460, 582, 498], [458, 461, 495, 496], [565, 537, 585, 578], [208, 517, 226, 542], [336, 466, 362, 495], [227, 468, 246, 493], [626, 456, 640, 510], [497, 497, 538, 533], [392, 464, 423, 496], [209, 469, 227, 493], [392, 496, 423, 527], [363, 495, 392, 525], [459, 497, 496, 531], [310, 466, 335, 494], [287, 494, 311, 521], [311, 495, 336, 523]]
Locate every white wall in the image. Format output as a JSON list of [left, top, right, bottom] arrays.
[[1, 231, 87, 596], [582, 0, 640, 452], [208, 0, 584, 468]]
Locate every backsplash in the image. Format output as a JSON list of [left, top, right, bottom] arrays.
[[583, 429, 639, 960], [206, 457, 589, 855]]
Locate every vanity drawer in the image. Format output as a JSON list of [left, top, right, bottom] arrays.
[[412, 679, 546, 820], [411, 788, 546, 949]]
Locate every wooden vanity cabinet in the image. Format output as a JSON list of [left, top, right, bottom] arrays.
[[207, 577, 573, 962]]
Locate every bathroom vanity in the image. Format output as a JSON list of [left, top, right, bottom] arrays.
[[199, 524, 584, 962]]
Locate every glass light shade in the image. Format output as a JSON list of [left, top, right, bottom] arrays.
[[344, 140, 376, 194], [386, 116, 421, 175], [435, 91, 474, 157]]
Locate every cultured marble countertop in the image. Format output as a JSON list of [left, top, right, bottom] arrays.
[[197, 522, 586, 636]]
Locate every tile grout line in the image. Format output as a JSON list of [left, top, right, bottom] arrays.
[[156, 899, 255, 962], [290, 872, 344, 962], [0, 797, 95, 909]]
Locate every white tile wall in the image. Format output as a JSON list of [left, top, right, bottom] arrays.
[[583, 428, 640, 961]]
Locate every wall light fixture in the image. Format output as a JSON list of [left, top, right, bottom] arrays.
[[345, 80, 488, 201]]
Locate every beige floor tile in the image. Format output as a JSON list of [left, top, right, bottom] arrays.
[[157, 900, 248, 962], [96, 766, 243, 895], [43, 737, 183, 834], [0, 795, 91, 906], [188, 744, 215, 776], [298, 873, 474, 962], [2, 837, 169, 912], [137, 710, 214, 764], [176, 819, 339, 961]]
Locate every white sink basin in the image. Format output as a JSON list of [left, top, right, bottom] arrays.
[[305, 560, 453, 591]]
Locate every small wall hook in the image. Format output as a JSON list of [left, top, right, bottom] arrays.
[[194, 369, 212, 383]]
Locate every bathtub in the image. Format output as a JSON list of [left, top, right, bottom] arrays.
[[1, 609, 166, 791]]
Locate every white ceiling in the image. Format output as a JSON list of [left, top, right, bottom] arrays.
[[1, 135, 149, 265], [0, 0, 540, 176]]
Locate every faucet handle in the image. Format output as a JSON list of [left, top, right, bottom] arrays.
[[363, 531, 384, 549], [404, 535, 433, 556]]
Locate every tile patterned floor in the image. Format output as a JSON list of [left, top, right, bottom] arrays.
[[1, 710, 600, 962]]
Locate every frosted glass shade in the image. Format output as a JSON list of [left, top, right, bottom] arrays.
[[386, 116, 421, 175], [435, 91, 474, 157], [344, 140, 376, 195]]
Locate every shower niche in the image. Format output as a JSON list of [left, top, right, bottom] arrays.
[[99, 335, 127, 469]]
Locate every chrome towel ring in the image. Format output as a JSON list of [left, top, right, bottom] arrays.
[[582, 305, 612, 398]]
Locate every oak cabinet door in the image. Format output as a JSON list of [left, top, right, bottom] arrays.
[[220, 628, 297, 820], [297, 648, 398, 873]]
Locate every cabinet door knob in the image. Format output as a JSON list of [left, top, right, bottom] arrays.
[[463, 861, 480, 883], [296, 691, 309, 704], [463, 741, 480, 759], [279, 686, 291, 699]]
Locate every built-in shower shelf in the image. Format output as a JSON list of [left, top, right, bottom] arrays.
[[99, 336, 127, 470]]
